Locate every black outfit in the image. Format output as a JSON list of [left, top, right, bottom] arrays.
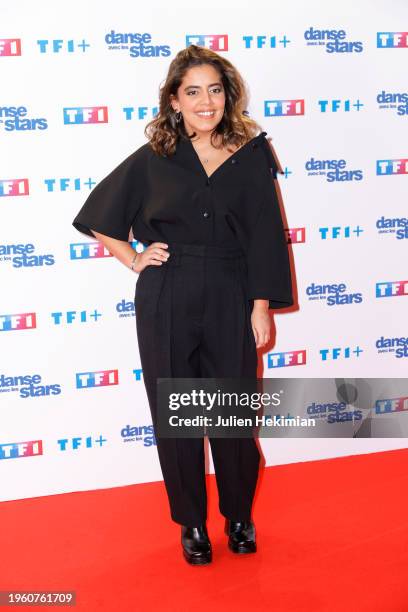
[[73, 130, 293, 526]]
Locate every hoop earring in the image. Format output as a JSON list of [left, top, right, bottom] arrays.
[[175, 111, 182, 123]]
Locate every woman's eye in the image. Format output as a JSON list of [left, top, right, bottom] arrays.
[[186, 88, 223, 96]]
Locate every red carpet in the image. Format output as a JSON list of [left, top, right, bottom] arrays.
[[1, 448, 407, 612]]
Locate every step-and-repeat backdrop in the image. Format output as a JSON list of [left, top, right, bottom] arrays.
[[1, 0, 407, 501]]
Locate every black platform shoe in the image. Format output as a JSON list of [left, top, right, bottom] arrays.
[[225, 519, 257, 554], [181, 524, 212, 565]]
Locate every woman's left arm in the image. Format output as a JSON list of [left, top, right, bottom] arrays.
[[246, 140, 294, 347]]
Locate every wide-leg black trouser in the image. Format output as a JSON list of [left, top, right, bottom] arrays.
[[135, 242, 260, 526]]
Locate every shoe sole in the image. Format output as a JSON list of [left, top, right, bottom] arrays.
[[182, 550, 212, 565], [228, 541, 257, 554]]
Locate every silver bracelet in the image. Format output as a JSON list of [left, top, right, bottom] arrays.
[[130, 253, 138, 270]]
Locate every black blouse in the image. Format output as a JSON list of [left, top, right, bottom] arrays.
[[72, 130, 293, 310]]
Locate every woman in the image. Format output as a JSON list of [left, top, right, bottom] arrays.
[[72, 44, 293, 566]]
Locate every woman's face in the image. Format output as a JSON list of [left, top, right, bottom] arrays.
[[170, 63, 226, 139]]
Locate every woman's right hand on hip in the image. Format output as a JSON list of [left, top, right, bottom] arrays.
[[133, 242, 170, 273]]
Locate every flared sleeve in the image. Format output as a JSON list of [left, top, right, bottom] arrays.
[[246, 134, 294, 310], [72, 146, 147, 241]]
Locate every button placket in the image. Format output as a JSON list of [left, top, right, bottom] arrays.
[[202, 174, 212, 220]]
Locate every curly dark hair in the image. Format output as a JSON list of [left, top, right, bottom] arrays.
[[144, 44, 262, 156]]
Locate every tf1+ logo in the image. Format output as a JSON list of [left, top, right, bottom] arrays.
[[44, 177, 96, 192], [76, 370, 119, 389], [0, 313, 36, 332], [376, 159, 408, 175], [57, 435, 107, 451], [265, 100, 304, 116], [242, 35, 291, 49], [63, 107, 108, 124], [0, 179, 29, 197], [377, 32, 408, 48], [37, 39, 90, 53], [376, 281, 408, 298], [306, 158, 363, 182], [0, 39, 21, 56], [320, 346, 363, 360], [186, 35, 227, 51], [318, 99, 364, 112], [51, 310, 102, 325], [319, 226, 364, 240]]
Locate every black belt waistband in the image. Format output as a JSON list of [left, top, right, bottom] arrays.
[[150, 241, 244, 259]]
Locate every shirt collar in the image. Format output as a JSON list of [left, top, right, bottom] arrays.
[[168, 131, 268, 180]]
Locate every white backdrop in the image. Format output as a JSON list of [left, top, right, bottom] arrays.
[[1, 0, 407, 502]]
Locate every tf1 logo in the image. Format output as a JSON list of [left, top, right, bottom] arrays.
[[375, 397, 408, 414], [265, 100, 304, 116], [76, 370, 119, 389], [376, 281, 408, 298], [376, 159, 408, 175], [377, 32, 408, 48], [70, 242, 112, 259], [267, 350, 306, 368], [186, 35, 228, 51], [0, 440, 42, 460], [0, 39, 21, 56], [63, 107, 108, 124], [0, 312, 36, 332], [0, 179, 29, 197], [286, 228, 305, 244]]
